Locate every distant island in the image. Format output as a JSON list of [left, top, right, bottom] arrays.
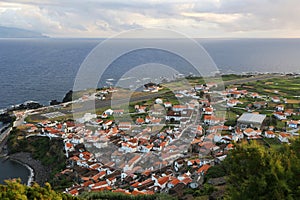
[[0, 26, 48, 38]]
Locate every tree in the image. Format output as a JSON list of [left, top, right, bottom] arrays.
[[0, 179, 77, 200], [223, 141, 298, 200]]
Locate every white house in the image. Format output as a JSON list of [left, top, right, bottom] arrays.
[[155, 98, 163, 104], [104, 109, 114, 116], [287, 120, 299, 129], [203, 107, 213, 115], [273, 112, 287, 120], [271, 96, 281, 103], [264, 130, 275, 138], [163, 102, 172, 108], [278, 132, 291, 143], [243, 128, 262, 137]]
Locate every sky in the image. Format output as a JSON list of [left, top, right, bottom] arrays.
[[0, 0, 299, 38]]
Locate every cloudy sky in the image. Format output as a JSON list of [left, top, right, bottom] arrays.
[[0, 0, 299, 38]]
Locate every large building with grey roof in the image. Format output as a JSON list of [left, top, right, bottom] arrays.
[[237, 113, 266, 129]]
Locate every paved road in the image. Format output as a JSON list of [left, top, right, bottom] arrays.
[[0, 127, 12, 156]]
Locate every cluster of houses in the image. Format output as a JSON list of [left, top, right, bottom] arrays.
[[18, 81, 300, 197], [21, 116, 216, 197], [222, 88, 300, 143]]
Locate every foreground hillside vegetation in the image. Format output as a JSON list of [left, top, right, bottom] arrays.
[[205, 137, 300, 199]]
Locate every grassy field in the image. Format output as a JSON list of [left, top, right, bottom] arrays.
[[240, 76, 300, 98]]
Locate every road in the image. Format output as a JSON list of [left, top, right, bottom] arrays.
[[0, 127, 12, 156]]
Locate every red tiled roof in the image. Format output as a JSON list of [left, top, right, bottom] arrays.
[[169, 178, 180, 186], [69, 188, 79, 196], [181, 177, 192, 185], [197, 164, 211, 174], [136, 118, 145, 123], [66, 142, 73, 148], [157, 176, 169, 185], [81, 180, 93, 187], [132, 190, 145, 196]]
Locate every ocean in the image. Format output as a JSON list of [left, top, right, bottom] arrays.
[[0, 157, 30, 184], [1, 38, 300, 184], [1, 38, 300, 109]]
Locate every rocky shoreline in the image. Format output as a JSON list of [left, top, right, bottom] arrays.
[[9, 152, 51, 185]]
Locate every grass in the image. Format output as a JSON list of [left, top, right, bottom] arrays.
[[263, 138, 282, 150], [240, 76, 300, 98]]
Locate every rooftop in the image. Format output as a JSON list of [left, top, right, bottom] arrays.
[[237, 113, 266, 124]]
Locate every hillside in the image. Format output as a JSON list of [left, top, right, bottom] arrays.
[[0, 26, 47, 38]]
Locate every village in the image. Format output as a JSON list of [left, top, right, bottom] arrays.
[[8, 75, 300, 197]]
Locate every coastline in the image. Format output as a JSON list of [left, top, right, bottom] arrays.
[[8, 152, 51, 186], [9, 157, 34, 186]]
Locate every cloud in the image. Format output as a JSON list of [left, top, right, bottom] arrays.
[[0, 0, 299, 37]]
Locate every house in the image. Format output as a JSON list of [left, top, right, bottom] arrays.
[[187, 159, 201, 166], [166, 111, 182, 121], [167, 178, 180, 188], [151, 118, 162, 124], [199, 99, 210, 107], [203, 107, 213, 115], [156, 176, 170, 189], [104, 109, 114, 116], [243, 128, 262, 137], [273, 112, 287, 120], [173, 105, 188, 112], [227, 99, 241, 107], [118, 122, 132, 131], [232, 128, 244, 140], [278, 132, 291, 143], [251, 93, 260, 98], [69, 188, 79, 196], [264, 130, 275, 138], [139, 144, 153, 153], [164, 102, 172, 108], [155, 98, 163, 104], [237, 113, 266, 129], [196, 125, 203, 135], [135, 105, 147, 113], [284, 109, 294, 117], [136, 117, 145, 125], [287, 120, 299, 129], [276, 105, 285, 112], [194, 85, 205, 91], [203, 115, 221, 125], [230, 90, 242, 99], [175, 93, 184, 98], [144, 82, 159, 92], [225, 143, 234, 151], [197, 164, 211, 175], [272, 96, 281, 103], [253, 101, 267, 109], [89, 181, 109, 190], [145, 115, 153, 124], [120, 142, 137, 153], [101, 113, 108, 119]]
